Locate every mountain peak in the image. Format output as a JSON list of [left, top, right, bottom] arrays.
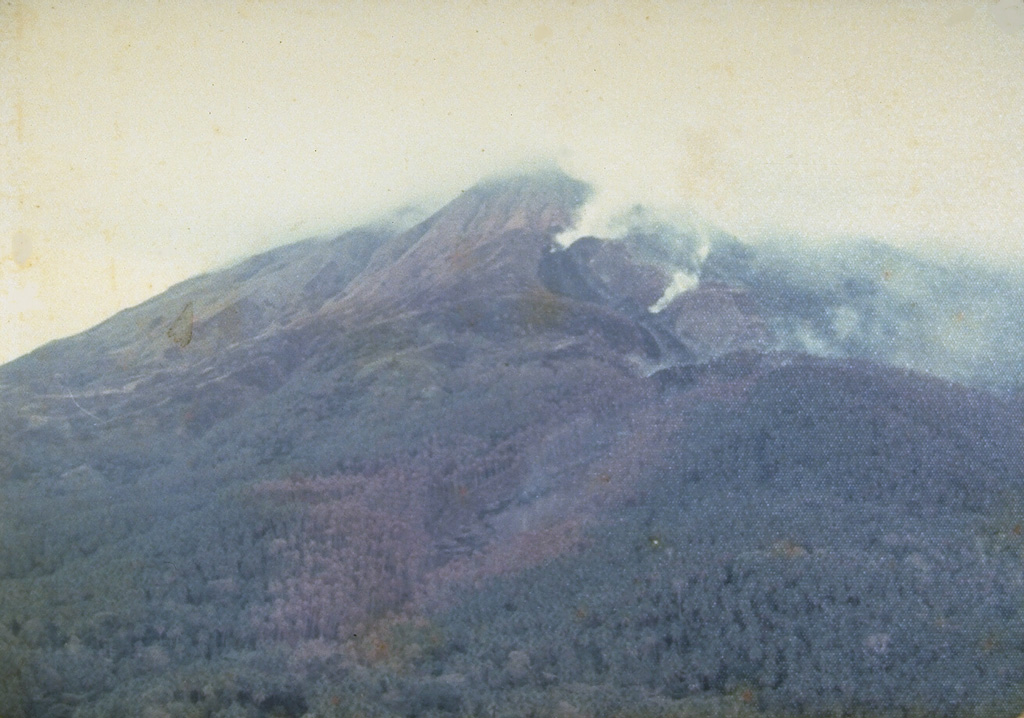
[[328, 169, 592, 316], [424, 168, 591, 239]]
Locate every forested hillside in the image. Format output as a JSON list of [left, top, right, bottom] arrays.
[[0, 171, 1022, 717]]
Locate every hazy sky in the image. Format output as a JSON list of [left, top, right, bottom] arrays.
[[2, 0, 1023, 364]]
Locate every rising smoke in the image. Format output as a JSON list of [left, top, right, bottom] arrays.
[[554, 195, 1024, 392]]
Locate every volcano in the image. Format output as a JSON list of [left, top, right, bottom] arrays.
[[1, 170, 1023, 717]]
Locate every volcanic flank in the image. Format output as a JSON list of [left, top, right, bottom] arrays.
[[0, 170, 1023, 717]]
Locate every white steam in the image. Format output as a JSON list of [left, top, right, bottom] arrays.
[[649, 271, 701, 314], [556, 191, 716, 310]]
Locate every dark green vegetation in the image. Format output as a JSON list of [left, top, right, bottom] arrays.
[[1, 171, 1023, 716]]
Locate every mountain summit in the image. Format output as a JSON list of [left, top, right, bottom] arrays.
[[325, 169, 590, 316], [1, 170, 1024, 716]]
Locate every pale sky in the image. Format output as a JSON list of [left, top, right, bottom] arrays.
[[2, 0, 1023, 364]]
